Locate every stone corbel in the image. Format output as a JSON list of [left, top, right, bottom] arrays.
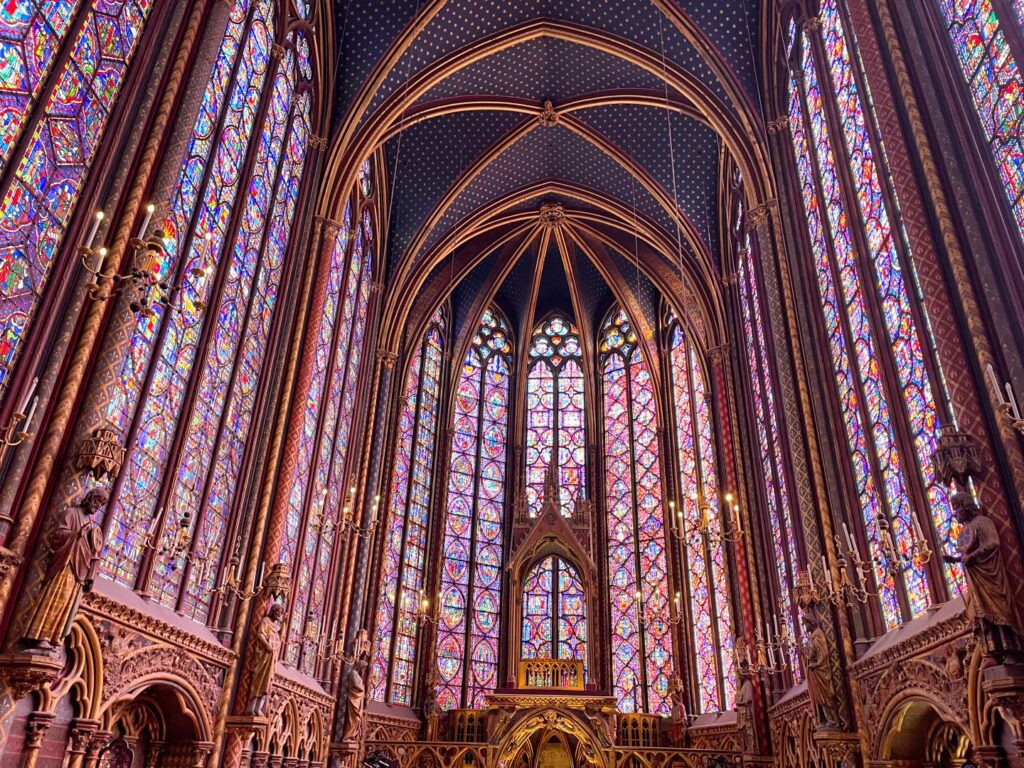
[[0, 651, 62, 701]]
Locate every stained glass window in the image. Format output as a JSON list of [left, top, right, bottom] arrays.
[[788, 2, 961, 627], [935, 0, 1024, 236], [370, 309, 445, 705], [668, 320, 735, 712], [436, 309, 511, 710], [526, 315, 586, 516], [736, 230, 801, 678], [286, 205, 374, 674], [98, 7, 317, 623], [600, 308, 673, 715], [520, 556, 587, 667], [0, 0, 153, 391]]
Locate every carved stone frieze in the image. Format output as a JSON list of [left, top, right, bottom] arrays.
[[82, 592, 235, 666]]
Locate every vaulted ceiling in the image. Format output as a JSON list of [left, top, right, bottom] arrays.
[[324, 0, 775, 361]]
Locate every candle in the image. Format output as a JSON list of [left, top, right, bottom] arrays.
[[148, 508, 163, 538], [93, 246, 108, 276], [987, 364, 1005, 404], [137, 203, 155, 239], [842, 522, 853, 552], [22, 395, 38, 429], [821, 555, 832, 588], [18, 376, 38, 415], [1007, 382, 1021, 420], [85, 211, 104, 248], [732, 504, 742, 534], [911, 513, 925, 543]]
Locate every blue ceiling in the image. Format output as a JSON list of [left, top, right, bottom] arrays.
[[333, 0, 762, 351]]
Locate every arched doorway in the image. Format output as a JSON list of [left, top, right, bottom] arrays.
[[881, 699, 971, 768]]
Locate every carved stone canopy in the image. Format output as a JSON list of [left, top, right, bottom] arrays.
[[932, 426, 987, 487]]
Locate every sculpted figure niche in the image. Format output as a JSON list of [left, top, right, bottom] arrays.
[[19, 490, 106, 654]]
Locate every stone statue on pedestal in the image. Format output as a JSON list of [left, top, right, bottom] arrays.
[[341, 659, 367, 742], [945, 494, 1023, 666], [247, 602, 283, 716], [799, 610, 840, 729], [20, 490, 106, 654]]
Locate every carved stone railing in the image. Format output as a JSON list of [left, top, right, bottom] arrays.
[[448, 709, 486, 742], [616, 713, 662, 747], [517, 658, 584, 690]]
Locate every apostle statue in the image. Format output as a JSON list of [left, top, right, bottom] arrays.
[[20, 490, 106, 653], [667, 675, 689, 746], [944, 494, 1024, 665], [734, 664, 756, 752], [247, 602, 284, 716], [422, 668, 442, 740], [799, 610, 840, 729], [341, 659, 367, 742]]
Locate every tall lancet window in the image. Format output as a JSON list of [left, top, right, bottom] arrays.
[[371, 309, 446, 705], [0, 0, 155, 392], [668, 318, 735, 712], [521, 555, 587, 665], [787, 1, 961, 630], [97, 0, 315, 623], [935, 0, 1024, 238], [525, 314, 586, 516], [436, 308, 512, 710], [283, 160, 374, 674], [735, 212, 802, 678], [600, 308, 673, 715]]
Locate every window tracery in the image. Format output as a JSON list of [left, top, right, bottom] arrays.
[[525, 315, 586, 517], [600, 307, 673, 715], [935, 0, 1024, 238], [436, 308, 511, 710], [520, 555, 587, 667], [0, 0, 154, 390], [787, 1, 961, 629], [370, 308, 445, 705], [97, 0, 317, 625], [668, 318, 735, 712]]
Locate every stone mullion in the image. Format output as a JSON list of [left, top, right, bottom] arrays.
[[732, 254, 789, 646], [100, 3, 265, 596], [209, 131, 328, 638], [656, 341, 700, 716], [219, 216, 336, 768], [289, 205, 359, 670], [805, 26, 941, 610], [824, 1, 959, 599], [709, 348, 757, 710], [859, 0, 1024, 597], [413, 347, 456, 710], [172, 44, 295, 615], [320, 284, 383, 689], [749, 195, 865, 744], [49, 0, 232, 529], [723, 254, 782, 738], [0, 0, 129, 418], [0, 0, 211, 623]]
